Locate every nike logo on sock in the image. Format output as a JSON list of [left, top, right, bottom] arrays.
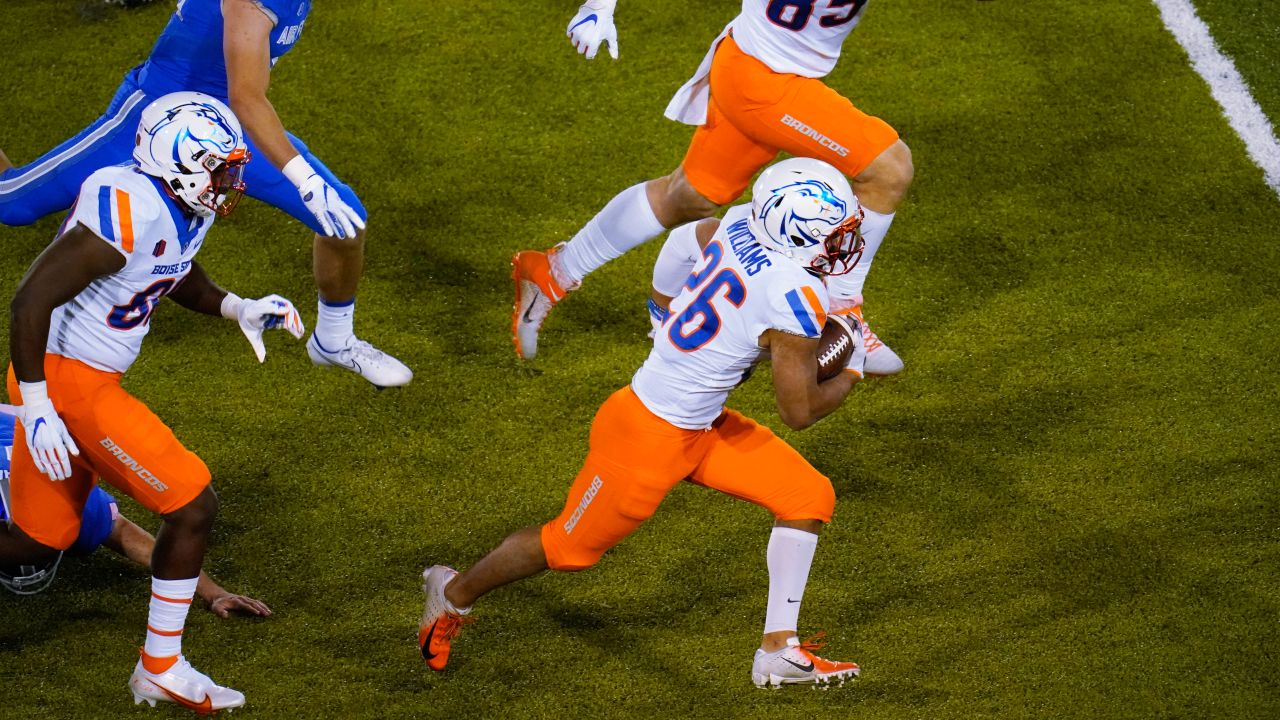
[[786, 598, 801, 604]]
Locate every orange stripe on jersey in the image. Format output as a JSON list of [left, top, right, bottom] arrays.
[[800, 286, 826, 329], [151, 592, 193, 604], [114, 188, 134, 253]]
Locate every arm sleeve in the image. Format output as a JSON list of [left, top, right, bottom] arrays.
[[652, 222, 704, 298]]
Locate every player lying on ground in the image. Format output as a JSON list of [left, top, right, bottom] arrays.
[[0, 406, 270, 617], [513, 0, 912, 375], [426, 158, 869, 688], [0, 94, 301, 714], [0, 0, 410, 388]]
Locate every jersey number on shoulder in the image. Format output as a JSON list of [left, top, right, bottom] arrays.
[[106, 279, 177, 331], [668, 242, 747, 352], [766, 0, 866, 32]]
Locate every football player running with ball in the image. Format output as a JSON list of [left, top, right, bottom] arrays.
[[0, 94, 301, 714], [0, 0, 411, 387], [514, 0, 911, 375], [424, 159, 868, 689]]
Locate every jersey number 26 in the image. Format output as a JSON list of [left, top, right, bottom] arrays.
[[668, 242, 747, 352]]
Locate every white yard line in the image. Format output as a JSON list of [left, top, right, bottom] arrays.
[[1152, 0, 1280, 199]]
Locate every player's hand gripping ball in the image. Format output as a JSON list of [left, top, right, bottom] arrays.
[[816, 314, 864, 381]]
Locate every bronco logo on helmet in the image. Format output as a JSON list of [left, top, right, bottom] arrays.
[[133, 92, 251, 218], [749, 157, 865, 277]]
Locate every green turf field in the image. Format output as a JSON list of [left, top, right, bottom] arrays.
[[2, 0, 1278, 717]]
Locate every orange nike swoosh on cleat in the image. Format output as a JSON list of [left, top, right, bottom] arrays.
[[158, 686, 215, 715]]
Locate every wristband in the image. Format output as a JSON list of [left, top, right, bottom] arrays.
[[221, 292, 244, 321], [281, 155, 317, 189], [18, 380, 50, 407]]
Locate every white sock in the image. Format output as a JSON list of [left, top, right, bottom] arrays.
[[827, 208, 895, 302], [763, 527, 819, 635], [143, 576, 198, 661], [555, 183, 665, 285], [315, 297, 355, 351]]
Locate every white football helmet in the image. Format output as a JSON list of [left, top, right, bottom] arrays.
[[748, 157, 865, 277], [133, 92, 250, 218]]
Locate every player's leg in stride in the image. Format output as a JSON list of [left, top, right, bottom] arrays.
[[127, 486, 246, 713], [511, 166, 717, 359], [418, 526, 548, 670], [303, 225, 413, 388], [750, 521, 860, 689]]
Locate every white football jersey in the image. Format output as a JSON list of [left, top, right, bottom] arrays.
[[632, 205, 830, 430], [665, 1, 868, 124], [47, 165, 214, 373], [733, 0, 868, 78]]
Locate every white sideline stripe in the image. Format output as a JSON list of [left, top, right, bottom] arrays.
[[0, 90, 148, 193], [1152, 0, 1280, 199]]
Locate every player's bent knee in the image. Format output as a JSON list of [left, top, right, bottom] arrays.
[[777, 475, 836, 524], [545, 550, 604, 573], [0, 198, 40, 227], [876, 141, 915, 194], [541, 528, 607, 572], [166, 486, 219, 528], [652, 170, 721, 227]]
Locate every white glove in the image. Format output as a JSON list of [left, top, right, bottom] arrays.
[[567, 0, 619, 60], [282, 156, 366, 240], [830, 313, 867, 380], [18, 381, 80, 481], [222, 293, 306, 363]]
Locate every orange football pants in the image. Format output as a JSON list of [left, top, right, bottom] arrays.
[[683, 34, 900, 205], [6, 355, 210, 550], [541, 386, 835, 571]]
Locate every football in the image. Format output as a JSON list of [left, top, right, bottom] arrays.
[[816, 315, 857, 381]]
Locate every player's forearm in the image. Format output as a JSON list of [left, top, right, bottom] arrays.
[[168, 262, 229, 317], [805, 373, 856, 425], [9, 297, 54, 383], [196, 571, 228, 604], [103, 516, 158, 568], [228, 94, 298, 170]]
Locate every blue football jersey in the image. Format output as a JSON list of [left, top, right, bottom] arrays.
[[0, 407, 116, 555], [136, 0, 312, 100]]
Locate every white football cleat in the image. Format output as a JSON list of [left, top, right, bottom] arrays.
[[751, 637, 861, 689], [129, 656, 245, 714], [306, 334, 412, 388], [846, 306, 903, 376]]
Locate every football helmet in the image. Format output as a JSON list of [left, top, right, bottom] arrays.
[[133, 92, 250, 218], [0, 473, 62, 596], [748, 157, 865, 277]]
